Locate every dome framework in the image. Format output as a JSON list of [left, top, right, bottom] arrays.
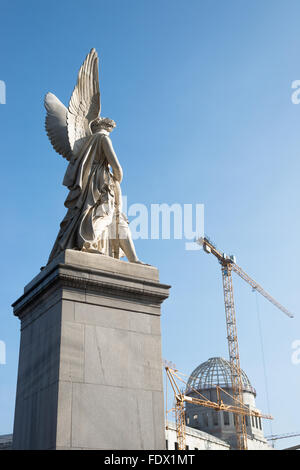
[[186, 357, 256, 395]]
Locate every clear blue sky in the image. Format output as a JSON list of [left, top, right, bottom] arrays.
[[0, 0, 300, 449]]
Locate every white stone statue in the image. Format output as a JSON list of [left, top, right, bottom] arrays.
[[45, 48, 141, 264]]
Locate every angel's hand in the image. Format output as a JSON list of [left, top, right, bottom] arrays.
[[112, 170, 123, 183], [113, 180, 122, 211]]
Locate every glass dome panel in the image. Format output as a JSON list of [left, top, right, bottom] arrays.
[[186, 357, 256, 395]]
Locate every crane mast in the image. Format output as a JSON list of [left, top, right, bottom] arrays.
[[221, 262, 248, 449], [165, 365, 187, 450], [197, 236, 293, 450]]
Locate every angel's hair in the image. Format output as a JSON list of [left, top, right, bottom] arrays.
[[91, 117, 116, 133]]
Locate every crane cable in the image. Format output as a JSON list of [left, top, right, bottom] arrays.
[[254, 289, 274, 441]]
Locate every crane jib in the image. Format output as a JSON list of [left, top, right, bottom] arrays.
[[199, 237, 294, 319]]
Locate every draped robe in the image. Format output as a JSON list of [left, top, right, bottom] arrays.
[[48, 131, 127, 264]]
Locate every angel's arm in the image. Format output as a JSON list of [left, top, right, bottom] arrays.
[[102, 135, 123, 183]]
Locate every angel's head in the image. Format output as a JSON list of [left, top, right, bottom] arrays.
[[91, 117, 116, 134]]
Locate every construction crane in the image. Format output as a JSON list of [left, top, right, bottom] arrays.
[[197, 236, 293, 450], [267, 431, 300, 442], [165, 366, 273, 450], [266, 432, 300, 447]]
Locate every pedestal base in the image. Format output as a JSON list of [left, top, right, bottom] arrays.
[[12, 250, 170, 450]]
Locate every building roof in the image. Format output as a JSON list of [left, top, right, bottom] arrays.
[[186, 357, 256, 395], [0, 434, 12, 450]]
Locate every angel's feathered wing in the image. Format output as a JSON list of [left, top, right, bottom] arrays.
[[67, 48, 100, 157], [44, 48, 100, 160], [44, 92, 73, 161]]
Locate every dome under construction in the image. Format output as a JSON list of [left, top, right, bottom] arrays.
[[186, 357, 256, 396]]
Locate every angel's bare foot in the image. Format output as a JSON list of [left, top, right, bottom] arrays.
[[131, 259, 151, 266], [82, 247, 104, 255]]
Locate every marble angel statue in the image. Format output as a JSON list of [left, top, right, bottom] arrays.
[[44, 48, 141, 264]]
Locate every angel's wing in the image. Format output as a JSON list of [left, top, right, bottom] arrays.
[[44, 92, 73, 161], [67, 48, 100, 157]]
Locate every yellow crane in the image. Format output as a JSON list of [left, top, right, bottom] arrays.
[[266, 432, 300, 448], [165, 365, 273, 450], [197, 236, 293, 450]]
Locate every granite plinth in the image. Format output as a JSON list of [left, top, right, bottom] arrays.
[[12, 250, 170, 450]]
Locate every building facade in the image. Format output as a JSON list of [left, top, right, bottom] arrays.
[[166, 422, 230, 450], [184, 357, 272, 450]]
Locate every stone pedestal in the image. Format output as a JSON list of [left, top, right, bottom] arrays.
[[12, 250, 170, 450]]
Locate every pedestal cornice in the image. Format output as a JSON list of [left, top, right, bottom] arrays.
[[13, 250, 171, 319]]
